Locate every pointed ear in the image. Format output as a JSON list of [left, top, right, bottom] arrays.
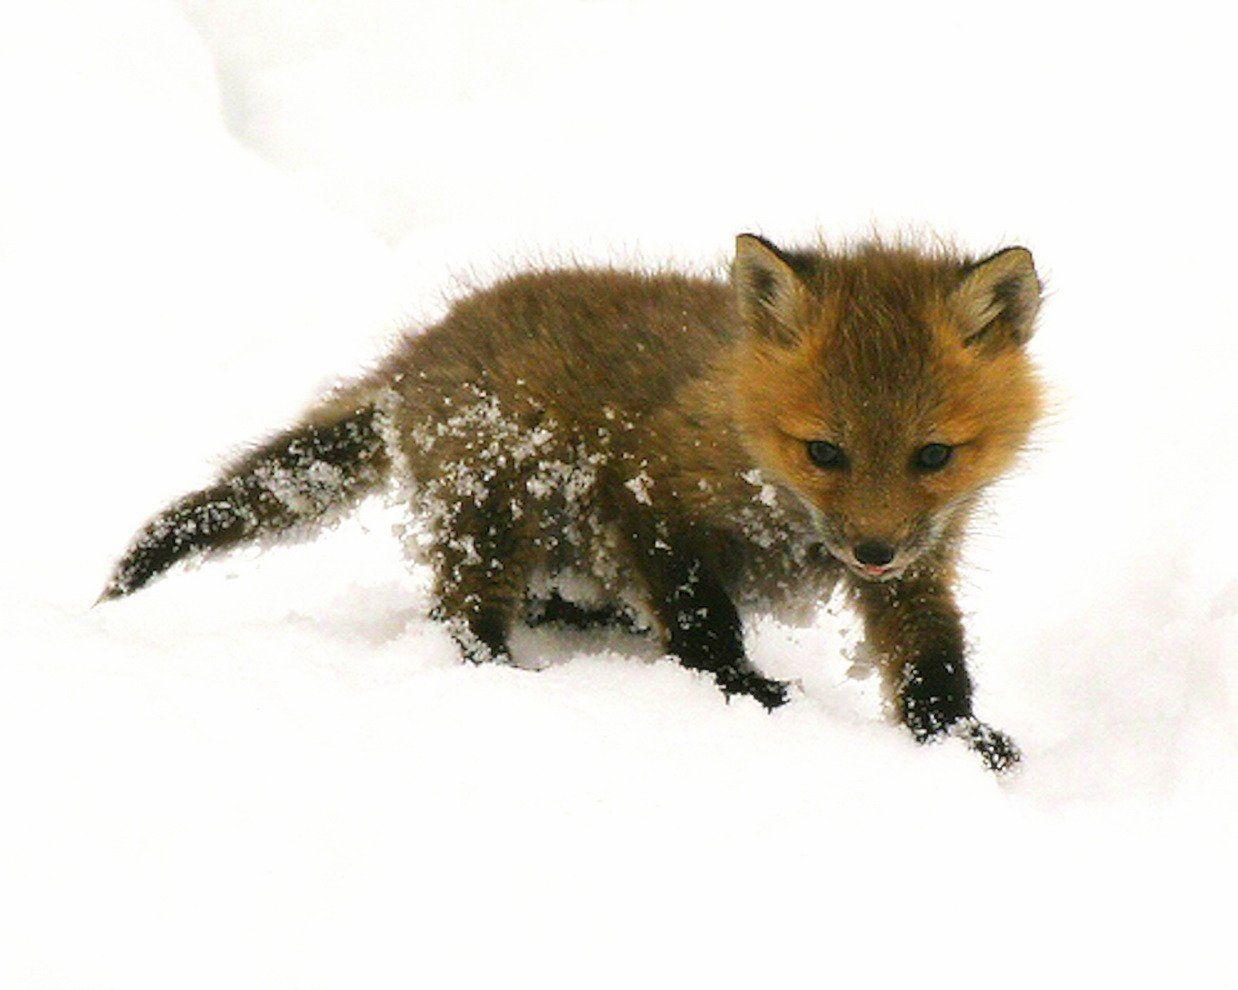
[[732, 233, 808, 344], [953, 247, 1042, 350]]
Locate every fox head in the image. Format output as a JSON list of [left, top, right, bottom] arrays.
[[729, 234, 1044, 582]]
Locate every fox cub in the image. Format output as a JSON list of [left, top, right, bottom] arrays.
[[103, 234, 1043, 772]]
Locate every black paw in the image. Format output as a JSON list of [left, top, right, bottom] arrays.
[[459, 640, 514, 666], [716, 666, 792, 711], [951, 718, 1021, 774], [524, 594, 640, 633], [442, 611, 514, 667]]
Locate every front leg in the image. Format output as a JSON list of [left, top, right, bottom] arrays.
[[625, 519, 789, 710], [852, 565, 1019, 772]]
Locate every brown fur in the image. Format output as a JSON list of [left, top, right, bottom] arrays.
[[104, 234, 1044, 771]]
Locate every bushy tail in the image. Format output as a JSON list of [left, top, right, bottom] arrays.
[[100, 401, 390, 601]]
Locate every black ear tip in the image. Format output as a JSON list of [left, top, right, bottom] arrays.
[[988, 245, 1034, 264]]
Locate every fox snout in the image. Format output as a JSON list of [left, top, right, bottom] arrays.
[[814, 522, 926, 581]]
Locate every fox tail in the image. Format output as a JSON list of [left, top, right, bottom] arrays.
[[99, 399, 391, 602]]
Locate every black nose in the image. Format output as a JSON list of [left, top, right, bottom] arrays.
[[854, 540, 895, 567]]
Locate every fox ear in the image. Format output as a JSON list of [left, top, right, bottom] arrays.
[[953, 247, 1041, 350], [733, 234, 808, 344]]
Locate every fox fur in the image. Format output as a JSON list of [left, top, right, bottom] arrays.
[[102, 234, 1044, 772]]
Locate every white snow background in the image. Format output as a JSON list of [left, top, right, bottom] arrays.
[[2, 1, 1235, 985]]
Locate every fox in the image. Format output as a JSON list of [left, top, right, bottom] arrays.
[[101, 233, 1044, 772]]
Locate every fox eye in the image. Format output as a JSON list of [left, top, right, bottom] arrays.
[[807, 440, 845, 469], [915, 443, 953, 470]]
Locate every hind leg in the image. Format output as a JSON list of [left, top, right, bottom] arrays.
[[433, 549, 525, 665], [429, 500, 530, 666]]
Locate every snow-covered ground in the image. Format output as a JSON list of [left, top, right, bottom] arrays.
[[2, 1, 1234, 985]]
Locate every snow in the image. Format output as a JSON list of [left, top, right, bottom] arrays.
[[1, 1, 1235, 986]]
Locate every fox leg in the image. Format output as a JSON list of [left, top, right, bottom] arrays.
[[434, 565, 521, 665], [430, 497, 529, 666], [851, 568, 1019, 772], [624, 520, 788, 710]]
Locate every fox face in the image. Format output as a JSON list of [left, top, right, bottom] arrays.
[[730, 235, 1043, 581]]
